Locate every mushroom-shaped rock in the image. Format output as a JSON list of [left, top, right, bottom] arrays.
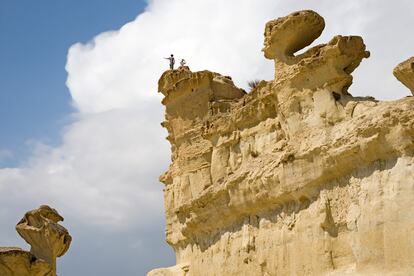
[[16, 205, 71, 276], [263, 10, 370, 95], [0, 206, 71, 276], [393, 56, 414, 95], [263, 10, 325, 63]]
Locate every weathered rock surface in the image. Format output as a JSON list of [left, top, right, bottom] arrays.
[[393, 56, 414, 95], [0, 205, 71, 276], [149, 10, 414, 276]]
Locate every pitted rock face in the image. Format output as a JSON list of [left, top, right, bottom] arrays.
[[393, 56, 414, 95]]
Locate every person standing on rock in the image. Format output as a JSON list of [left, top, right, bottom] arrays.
[[165, 54, 175, 70]]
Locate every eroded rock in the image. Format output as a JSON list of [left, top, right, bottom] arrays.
[[263, 10, 370, 95], [262, 10, 325, 62], [0, 205, 71, 276], [149, 10, 414, 276], [147, 263, 190, 276], [393, 56, 414, 95]]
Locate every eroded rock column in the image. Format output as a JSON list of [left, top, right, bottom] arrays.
[[0, 205, 71, 276]]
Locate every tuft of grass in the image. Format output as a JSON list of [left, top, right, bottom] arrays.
[[247, 79, 260, 90]]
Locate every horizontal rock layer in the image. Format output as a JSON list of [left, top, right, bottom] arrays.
[[149, 10, 414, 276]]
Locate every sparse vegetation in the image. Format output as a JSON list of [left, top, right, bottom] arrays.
[[247, 79, 260, 90]]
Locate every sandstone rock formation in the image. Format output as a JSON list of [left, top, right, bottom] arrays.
[[0, 205, 71, 276], [393, 56, 414, 95], [149, 10, 414, 276]]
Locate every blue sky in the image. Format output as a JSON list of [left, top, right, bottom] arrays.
[[0, 0, 147, 167], [0, 1, 413, 275], [0, 1, 177, 274]]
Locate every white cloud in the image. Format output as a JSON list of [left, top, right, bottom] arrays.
[[1, 1, 413, 275], [0, 104, 168, 228], [66, 0, 414, 115]]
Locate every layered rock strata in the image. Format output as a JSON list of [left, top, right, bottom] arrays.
[[0, 205, 71, 276], [149, 10, 414, 276]]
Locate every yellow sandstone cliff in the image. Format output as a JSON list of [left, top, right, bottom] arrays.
[[149, 10, 414, 276]]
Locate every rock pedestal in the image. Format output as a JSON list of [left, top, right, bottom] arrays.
[[0, 206, 71, 276]]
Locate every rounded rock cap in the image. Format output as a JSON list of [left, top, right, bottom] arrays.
[[263, 10, 325, 62]]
